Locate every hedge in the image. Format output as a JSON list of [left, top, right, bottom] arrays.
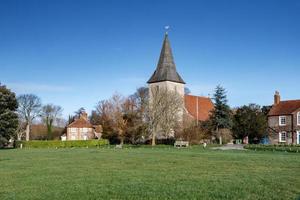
[[244, 144, 300, 153], [15, 139, 109, 148]]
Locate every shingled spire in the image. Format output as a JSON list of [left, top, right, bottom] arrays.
[[147, 33, 185, 84]]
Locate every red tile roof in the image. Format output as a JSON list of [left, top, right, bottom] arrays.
[[67, 118, 93, 128], [268, 100, 300, 116], [184, 95, 214, 121]]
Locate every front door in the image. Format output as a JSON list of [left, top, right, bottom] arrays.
[[297, 131, 300, 145]]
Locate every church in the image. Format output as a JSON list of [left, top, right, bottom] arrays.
[[147, 32, 214, 123]]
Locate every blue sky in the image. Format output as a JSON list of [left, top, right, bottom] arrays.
[[1, 0, 299, 117]]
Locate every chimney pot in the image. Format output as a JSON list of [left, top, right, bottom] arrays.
[[80, 111, 88, 121], [274, 91, 280, 105]]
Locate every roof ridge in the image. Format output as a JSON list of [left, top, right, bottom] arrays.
[[185, 94, 211, 99], [280, 99, 300, 102], [67, 117, 93, 128]]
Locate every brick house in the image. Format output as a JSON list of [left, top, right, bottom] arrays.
[[66, 112, 96, 140], [268, 91, 300, 144]]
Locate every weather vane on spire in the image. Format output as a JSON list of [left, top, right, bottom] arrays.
[[164, 25, 170, 35]]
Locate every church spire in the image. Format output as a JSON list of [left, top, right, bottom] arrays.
[[147, 31, 185, 84]]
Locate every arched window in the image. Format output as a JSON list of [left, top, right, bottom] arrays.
[[297, 112, 300, 125]]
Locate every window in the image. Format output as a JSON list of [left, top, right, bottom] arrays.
[[82, 128, 88, 133], [297, 131, 300, 145], [297, 112, 300, 125], [71, 133, 76, 140], [279, 132, 286, 142], [70, 128, 77, 132], [279, 116, 286, 126]]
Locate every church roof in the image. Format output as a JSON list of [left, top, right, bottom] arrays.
[[147, 33, 185, 84], [184, 95, 214, 121]]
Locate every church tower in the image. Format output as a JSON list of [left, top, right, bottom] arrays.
[[147, 32, 185, 99]]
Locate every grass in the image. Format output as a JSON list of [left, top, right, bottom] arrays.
[[0, 146, 299, 200]]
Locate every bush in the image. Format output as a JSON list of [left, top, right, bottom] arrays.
[[244, 144, 300, 153], [15, 139, 109, 148]]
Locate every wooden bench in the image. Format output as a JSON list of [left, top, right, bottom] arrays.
[[174, 141, 189, 148]]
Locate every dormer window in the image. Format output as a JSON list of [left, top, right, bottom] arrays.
[[297, 112, 300, 125], [279, 116, 286, 126]]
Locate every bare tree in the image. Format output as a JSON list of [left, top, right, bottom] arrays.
[[41, 104, 63, 140], [132, 87, 149, 120], [148, 87, 183, 145], [94, 100, 114, 128], [110, 93, 128, 145], [122, 87, 149, 144], [17, 94, 42, 141], [16, 120, 26, 141]]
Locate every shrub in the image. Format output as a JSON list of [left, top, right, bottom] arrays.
[[244, 144, 300, 153], [15, 139, 109, 148]]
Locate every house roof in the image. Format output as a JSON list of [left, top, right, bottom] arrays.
[[147, 33, 185, 84], [268, 100, 300, 116], [184, 95, 214, 121], [67, 117, 93, 128]]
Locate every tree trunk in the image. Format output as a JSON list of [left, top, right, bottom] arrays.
[[151, 133, 156, 146], [217, 127, 222, 145], [25, 123, 30, 141], [47, 119, 53, 140], [219, 135, 222, 145], [120, 137, 124, 145]]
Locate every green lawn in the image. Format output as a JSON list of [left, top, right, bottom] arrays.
[[0, 147, 299, 200]]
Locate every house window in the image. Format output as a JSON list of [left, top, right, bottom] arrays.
[[279, 116, 286, 126], [82, 128, 88, 133], [297, 112, 300, 125], [71, 133, 76, 140], [70, 128, 77, 132], [81, 128, 88, 140], [279, 132, 286, 142]]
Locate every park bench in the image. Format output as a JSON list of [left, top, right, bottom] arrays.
[[174, 141, 189, 148]]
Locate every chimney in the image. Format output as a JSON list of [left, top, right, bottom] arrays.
[[80, 111, 88, 121], [274, 91, 280, 105]]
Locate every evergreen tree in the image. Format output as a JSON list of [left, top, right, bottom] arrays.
[[232, 104, 267, 143], [209, 85, 232, 144], [0, 84, 18, 148]]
